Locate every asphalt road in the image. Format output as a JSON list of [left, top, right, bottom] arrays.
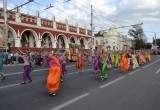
[[0, 56, 160, 110]]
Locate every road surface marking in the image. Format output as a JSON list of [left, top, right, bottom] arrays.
[[51, 93, 89, 110], [6, 65, 75, 76], [142, 59, 160, 69], [155, 68, 160, 74], [128, 69, 141, 75], [67, 69, 93, 75], [6, 72, 23, 76], [0, 83, 20, 89], [1, 69, 94, 89], [99, 76, 126, 89]]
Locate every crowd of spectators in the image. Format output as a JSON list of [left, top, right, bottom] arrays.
[[3, 50, 47, 67]]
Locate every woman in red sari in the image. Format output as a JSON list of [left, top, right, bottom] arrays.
[[46, 52, 61, 96], [148, 51, 151, 61], [65, 52, 70, 64]]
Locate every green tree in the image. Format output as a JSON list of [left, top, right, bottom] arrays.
[[128, 25, 146, 49], [146, 43, 152, 49]]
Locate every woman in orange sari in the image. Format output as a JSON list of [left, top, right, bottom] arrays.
[[148, 51, 151, 61], [76, 53, 84, 73], [46, 52, 61, 96], [139, 52, 146, 64], [120, 53, 128, 73]]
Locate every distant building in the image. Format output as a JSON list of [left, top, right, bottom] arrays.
[[93, 27, 133, 51]]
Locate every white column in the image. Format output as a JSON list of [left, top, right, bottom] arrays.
[[14, 38, 21, 47], [66, 25, 69, 31], [36, 40, 41, 48], [85, 42, 89, 49], [85, 29, 87, 35], [37, 18, 41, 26], [36, 11, 41, 26], [52, 41, 57, 48], [53, 22, 57, 29], [29, 34, 34, 47], [77, 28, 79, 34], [15, 13, 21, 22]]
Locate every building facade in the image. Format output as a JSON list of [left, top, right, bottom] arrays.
[[94, 28, 133, 51], [0, 8, 91, 51]]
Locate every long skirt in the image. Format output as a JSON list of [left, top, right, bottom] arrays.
[[76, 61, 84, 69], [61, 63, 67, 75], [132, 58, 139, 69], [120, 58, 128, 72], [46, 66, 61, 93], [23, 65, 32, 81], [148, 54, 151, 61], [94, 59, 100, 71], [100, 62, 108, 78]]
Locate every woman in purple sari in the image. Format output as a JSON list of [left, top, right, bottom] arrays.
[[94, 53, 100, 73], [21, 53, 32, 84], [42, 52, 49, 67]]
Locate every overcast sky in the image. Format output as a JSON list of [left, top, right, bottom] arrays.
[[0, 0, 160, 42]]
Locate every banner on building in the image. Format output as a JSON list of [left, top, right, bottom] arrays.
[[0, 24, 8, 49]]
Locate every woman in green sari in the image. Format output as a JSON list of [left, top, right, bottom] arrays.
[[115, 53, 120, 68], [144, 52, 148, 62], [100, 51, 108, 81], [111, 53, 115, 66], [132, 51, 139, 69]]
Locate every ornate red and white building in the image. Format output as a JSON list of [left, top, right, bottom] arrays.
[[0, 8, 92, 51]]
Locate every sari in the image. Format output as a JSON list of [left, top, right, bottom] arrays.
[[46, 56, 61, 93], [100, 53, 108, 79], [94, 54, 100, 71], [76, 54, 84, 69], [148, 52, 151, 61], [120, 54, 128, 72], [132, 54, 139, 69]]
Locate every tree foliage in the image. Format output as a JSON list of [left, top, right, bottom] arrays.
[[146, 43, 152, 49], [128, 25, 145, 40], [128, 25, 147, 49]]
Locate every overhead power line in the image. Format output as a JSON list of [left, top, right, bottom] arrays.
[[44, 4, 54, 10], [100, 23, 143, 35], [7, 0, 34, 13]]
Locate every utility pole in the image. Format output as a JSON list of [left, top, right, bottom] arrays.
[[155, 33, 157, 46], [91, 5, 93, 46], [2, 0, 34, 51], [2, 0, 8, 51], [3, 0, 7, 25]]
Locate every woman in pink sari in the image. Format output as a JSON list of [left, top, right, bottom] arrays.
[[94, 52, 100, 73]]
